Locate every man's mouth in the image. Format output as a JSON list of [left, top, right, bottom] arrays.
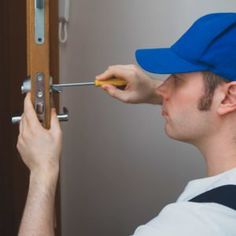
[[161, 108, 168, 116]]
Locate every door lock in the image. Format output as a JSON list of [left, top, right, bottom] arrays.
[[12, 78, 69, 125]]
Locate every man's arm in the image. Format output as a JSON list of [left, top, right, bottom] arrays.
[[96, 64, 163, 104], [17, 94, 62, 236]]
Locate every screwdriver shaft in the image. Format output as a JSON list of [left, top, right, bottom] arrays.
[[51, 78, 127, 92], [52, 82, 95, 88]]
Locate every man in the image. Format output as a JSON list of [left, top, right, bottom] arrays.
[[18, 13, 236, 235]]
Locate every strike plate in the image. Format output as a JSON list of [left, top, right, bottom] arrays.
[[35, 0, 45, 44]]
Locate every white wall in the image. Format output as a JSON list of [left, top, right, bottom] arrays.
[[60, 1, 236, 235]]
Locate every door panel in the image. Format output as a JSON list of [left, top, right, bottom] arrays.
[[0, 1, 60, 235]]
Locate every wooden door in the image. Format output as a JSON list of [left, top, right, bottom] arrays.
[[0, 0, 60, 235]]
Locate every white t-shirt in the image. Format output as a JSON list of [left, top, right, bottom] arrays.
[[133, 167, 236, 236]]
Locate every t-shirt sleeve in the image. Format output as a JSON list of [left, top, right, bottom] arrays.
[[132, 202, 236, 236]]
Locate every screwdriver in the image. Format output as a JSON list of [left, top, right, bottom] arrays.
[[51, 77, 128, 92]]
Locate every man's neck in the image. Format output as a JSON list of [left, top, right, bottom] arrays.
[[196, 134, 236, 177]]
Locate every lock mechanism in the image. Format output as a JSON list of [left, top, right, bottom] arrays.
[[11, 77, 69, 124]]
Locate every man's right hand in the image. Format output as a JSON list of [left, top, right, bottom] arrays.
[[96, 64, 163, 104]]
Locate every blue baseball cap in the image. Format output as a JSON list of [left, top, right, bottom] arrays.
[[135, 13, 236, 81]]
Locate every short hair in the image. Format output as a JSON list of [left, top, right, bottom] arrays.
[[198, 72, 227, 111]]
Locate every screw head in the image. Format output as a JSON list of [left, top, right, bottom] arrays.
[[37, 73, 44, 81], [37, 91, 44, 98]]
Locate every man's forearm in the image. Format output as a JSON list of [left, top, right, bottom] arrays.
[[18, 169, 59, 236]]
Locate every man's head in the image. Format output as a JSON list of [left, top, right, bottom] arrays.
[[135, 13, 236, 145], [155, 72, 214, 144], [155, 71, 236, 147]]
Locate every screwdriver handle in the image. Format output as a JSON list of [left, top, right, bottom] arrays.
[[95, 78, 128, 87]]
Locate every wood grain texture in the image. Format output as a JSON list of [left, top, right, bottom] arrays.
[[27, 0, 51, 128]]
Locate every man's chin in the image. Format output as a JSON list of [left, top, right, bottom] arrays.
[[164, 126, 192, 143]]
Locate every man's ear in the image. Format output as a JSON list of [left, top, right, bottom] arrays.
[[217, 82, 236, 115]]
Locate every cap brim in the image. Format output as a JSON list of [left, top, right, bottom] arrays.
[[135, 48, 207, 74]]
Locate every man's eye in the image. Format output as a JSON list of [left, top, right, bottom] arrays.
[[173, 76, 183, 85], [174, 77, 180, 83]]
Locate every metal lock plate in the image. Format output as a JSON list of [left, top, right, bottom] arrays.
[[36, 0, 44, 9], [35, 0, 45, 44], [35, 72, 46, 121]]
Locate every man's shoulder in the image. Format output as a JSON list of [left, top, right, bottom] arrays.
[[132, 201, 236, 236], [178, 168, 236, 201]]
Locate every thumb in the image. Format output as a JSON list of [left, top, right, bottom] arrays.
[[50, 109, 62, 135]]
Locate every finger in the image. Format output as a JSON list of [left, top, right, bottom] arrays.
[[96, 64, 129, 76], [102, 84, 130, 102], [24, 93, 36, 118], [20, 114, 26, 135], [96, 66, 133, 82], [23, 93, 41, 128], [96, 66, 126, 80], [50, 108, 62, 135], [23, 93, 32, 113], [96, 69, 115, 80], [19, 115, 23, 134], [16, 134, 22, 154]]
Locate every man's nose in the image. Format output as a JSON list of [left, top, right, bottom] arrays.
[[156, 80, 170, 102]]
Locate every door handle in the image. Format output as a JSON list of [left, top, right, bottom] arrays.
[[12, 107, 69, 124]]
